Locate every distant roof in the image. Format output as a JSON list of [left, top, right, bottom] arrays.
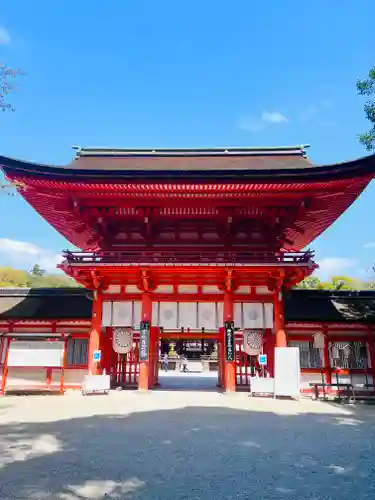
[[0, 288, 92, 321], [1, 288, 375, 324]]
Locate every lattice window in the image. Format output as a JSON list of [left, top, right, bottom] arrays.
[[66, 338, 88, 366], [289, 341, 322, 369], [330, 341, 368, 369]]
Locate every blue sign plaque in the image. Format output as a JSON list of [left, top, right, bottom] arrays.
[[93, 350, 101, 362], [258, 354, 267, 366]]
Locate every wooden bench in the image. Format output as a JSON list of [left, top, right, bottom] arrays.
[[309, 382, 356, 403]]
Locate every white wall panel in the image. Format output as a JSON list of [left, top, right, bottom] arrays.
[[159, 302, 178, 329], [179, 302, 197, 329], [178, 285, 198, 294], [112, 302, 133, 327], [102, 301, 112, 327], [198, 303, 216, 329], [243, 303, 264, 329], [264, 303, 274, 329], [133, 302, 141, 326], [234, 303, 242, 329], [216, 302, 223, 328], [152, 302, 159, 325]]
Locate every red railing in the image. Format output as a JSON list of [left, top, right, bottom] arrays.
[[62, 249, 315, 266]]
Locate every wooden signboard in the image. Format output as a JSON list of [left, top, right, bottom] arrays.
[[139, 321, 150, 361], [224, 321, 235, 362], [7, 340, 65, 367]]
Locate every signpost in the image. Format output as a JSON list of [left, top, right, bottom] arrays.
[[224, 321, 235, 362], [139, 321, 150, 361]]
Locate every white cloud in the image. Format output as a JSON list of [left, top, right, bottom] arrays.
[[0, 26, 11, 45], [238, 110, 289, 132], [0, 238, 63, 272], [261, 111, 288, 124], [364, 242, 375, 248], [315, 257, 357, 280]]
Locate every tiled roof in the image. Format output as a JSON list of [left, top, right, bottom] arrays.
[[0, 288, 92, 320]]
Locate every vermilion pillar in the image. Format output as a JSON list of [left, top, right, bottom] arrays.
[[139, 292, 152, 391], [367, 326, 375, 387], [274, 288, 287, 348], [148, 326, 158, 388], [224, 291, 236, 392], [323, 327, 332, 385], [88, 289, 103, 375], [218, 331, 225, 387]]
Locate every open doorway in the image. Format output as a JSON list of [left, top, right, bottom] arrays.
[[157, 333, 220, 391]]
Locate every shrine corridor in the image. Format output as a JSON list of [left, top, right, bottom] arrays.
[[1, 392, 374, 500]]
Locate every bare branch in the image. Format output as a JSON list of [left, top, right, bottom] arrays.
[[0, 61, 24, 112]]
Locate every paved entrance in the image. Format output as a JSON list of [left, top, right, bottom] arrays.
[[1, 392, 375, 499], [158, 370, 219, 391]]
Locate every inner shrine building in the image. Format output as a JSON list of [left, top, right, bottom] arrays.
[[1, 145, 375, 393]]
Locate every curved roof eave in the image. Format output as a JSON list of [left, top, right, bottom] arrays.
[[1, 152, 375, 183]]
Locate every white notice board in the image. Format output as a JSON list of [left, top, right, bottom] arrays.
[[274, 347, 300, 399], [7, 341, 65, 367]]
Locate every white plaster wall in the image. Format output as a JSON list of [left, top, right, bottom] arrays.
[[58, 369, 87, 387], [300, 373, 325, 389], [6, 368, 46, 388]]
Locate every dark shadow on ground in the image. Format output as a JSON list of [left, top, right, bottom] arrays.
[[1, 402, 375, 499]]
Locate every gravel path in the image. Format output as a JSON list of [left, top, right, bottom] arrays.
[[0, 390, 375, 499]]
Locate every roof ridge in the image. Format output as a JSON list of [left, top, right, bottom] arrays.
[[73, 145, 311, 159]]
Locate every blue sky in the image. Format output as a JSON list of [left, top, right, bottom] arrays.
[[0, 0, 375, 280]]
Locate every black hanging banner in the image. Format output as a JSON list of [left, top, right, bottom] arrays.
[[224, 321, 235, 362], [139, 321, 150, 361]]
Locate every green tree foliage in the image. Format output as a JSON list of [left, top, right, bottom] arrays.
[[0, 265, 79, 288], [296, 276, 325, 289], [357, 66, 375, 152], [296, 275, 367, 290], [30, 264, 45, 277], [0, 267, 30, 287]]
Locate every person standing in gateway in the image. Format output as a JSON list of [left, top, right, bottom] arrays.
[[162, 353, 169, 372]]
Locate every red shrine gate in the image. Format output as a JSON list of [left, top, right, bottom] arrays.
[[2, 145, 375, 392], [59, 251, 315, 391]]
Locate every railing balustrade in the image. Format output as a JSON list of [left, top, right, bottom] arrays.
[[61, 249, 315, 266]]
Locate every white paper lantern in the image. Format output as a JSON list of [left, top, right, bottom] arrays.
[[113, 328, 134, 354], [243, 329, 263, 355], [312, 332, 325, 349]]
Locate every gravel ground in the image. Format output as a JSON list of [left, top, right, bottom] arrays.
[[0, 389, 375, 499]]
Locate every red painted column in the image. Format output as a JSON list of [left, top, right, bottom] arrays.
[[0, 338, 11, 396], [148, 326, 158, 388], [367, 326, 375, 387], [88, 289, 103, 375], [153, 328, 160, 386], [218, 328, 225, 387], [223, 291, 236, 392], [100, 327, 112, 376], [274, 288, 287, 348], [263, 329, 275, 377], [323, 327, 332, 385], [139, 292, 152, 391]]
